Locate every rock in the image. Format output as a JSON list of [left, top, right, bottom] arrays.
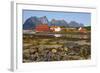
[[30, 52, 39, 61], [23, 53, 30, 59], [56, 54, 61, 61], [34, 52, 39, 57], [23, 59, 31, 63], [64, 47, 68, 51], [38, 47, 44, 52], [52, 49, 57, 53], [29, 48, 37, 54], [62, 55, 69, 60], [46, 52, 52, 61], [23, 49, 30, 53], [30, 54, 35, 61], [60, 48, 64, 51]]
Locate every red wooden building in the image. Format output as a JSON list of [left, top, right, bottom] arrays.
[[35, 24, 50, 32]]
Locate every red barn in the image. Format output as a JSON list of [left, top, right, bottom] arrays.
[[35, 24, 50, 32]]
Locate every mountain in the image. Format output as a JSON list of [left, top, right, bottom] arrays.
[[23, 16, 41, 30], [23, 16, 84, 30], [39, 16, 50, 25], [50, 19, 69, 27], [23, 16, 49, 30], [69, 21, 84, 27], [50, 19, 84, 27]]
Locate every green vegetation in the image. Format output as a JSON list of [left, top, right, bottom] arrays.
[[84, 26, 91, 31]]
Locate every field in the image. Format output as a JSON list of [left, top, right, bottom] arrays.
[[23, 31, 91, 63]]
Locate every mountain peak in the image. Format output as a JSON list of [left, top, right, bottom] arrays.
[[23, 16, 84, 30]]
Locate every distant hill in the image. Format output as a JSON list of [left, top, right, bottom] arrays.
[[50, 19, 69, 27], [39, 16, 50, 25], [23, 16, 84, 30], [69, 21, 84, 28], [23, 16, 40, 30], [23, 16, 50, 30]]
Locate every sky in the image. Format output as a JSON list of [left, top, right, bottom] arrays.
[[23, 10, 91, 26]]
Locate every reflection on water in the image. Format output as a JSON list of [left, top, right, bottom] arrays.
[[54, 34, 62, 37], [34, 33, 89, 39]]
